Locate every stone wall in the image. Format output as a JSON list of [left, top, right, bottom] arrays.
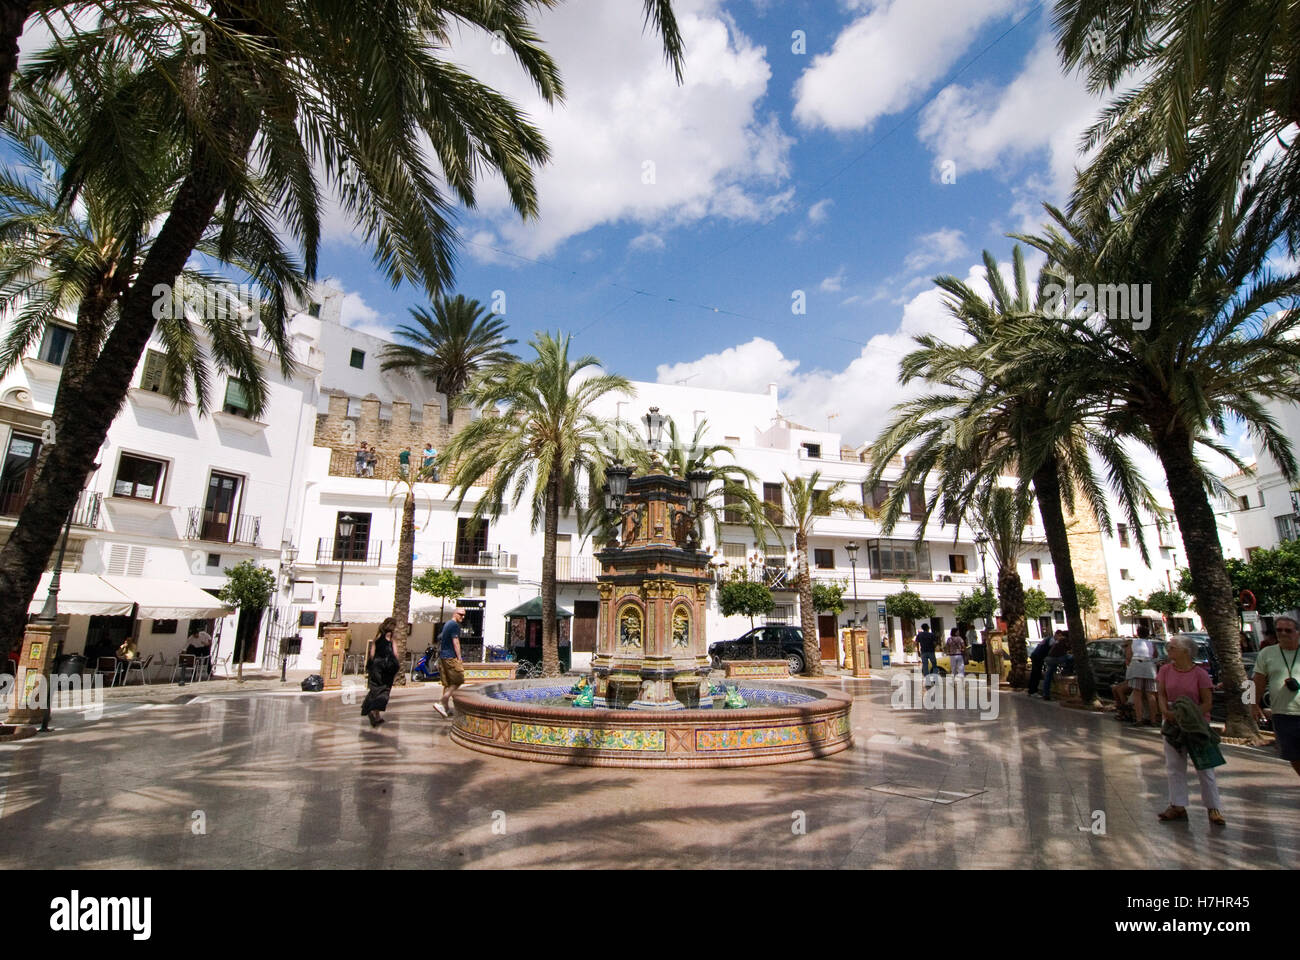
[[314, 391, 487, 484], [1063, 496, 1116, 636]]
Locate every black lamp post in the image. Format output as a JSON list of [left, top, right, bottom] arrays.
[[37, 506, 76, 732], [331, 514, 354, 624], [281, 543, 298, 682], [846, 540, 860, 670]]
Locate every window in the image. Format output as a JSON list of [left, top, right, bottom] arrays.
[[139, 349, 177, 395], [721, 541, 746, 563], [801, 442, 821, 459], [1054, 609, 1066, 624], [1245, 547, 1258, 562], [334, 512, 372, 561], [724, 436, 740, 446], [1120, 568, 1131, 581], [349, 348, 365, 369], [307, 301, 322, 318], [292, 580, 315, 602], [1030, 558, 1041, 580], [814, 549, 835, 569], [114, 454, 166, 501], [906, 484, 925, 521], [455, 516, 489, 565], [151, 619, 178, 634], [723, 489, 743, 524], [949, 554, 968, 574], [813, 489, 831, 517], [299, 611, 318, 627], [38, 324, 74, 366], [0, 433, 42, 516], [1238, 495, 1250, 511], [206, 553, 221, 568], [223, 378, 253, 418], [1117, 523, 1130, 548], [1156, 521, 1170, 547], [866, 538, 931, 580], [763, 483, 783, 525], [1276, 515, 1297, 543], [866, 482, 890, 510]]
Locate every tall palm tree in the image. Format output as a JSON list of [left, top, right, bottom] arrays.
[[1019, 172, 1300, 737], [441, 332, 631, 677], [781, 471, 862, 677], [0, 0, 685, 659], [868, 247, 1159, 703], [379, 296, 516, 419], [972, 483, 1035, 688], [1055, 1, 1300, 244]]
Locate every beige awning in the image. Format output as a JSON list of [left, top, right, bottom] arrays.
[[100, 576, 231, 620], [27, 573, 135, 617], [336, 585, 444, 623]]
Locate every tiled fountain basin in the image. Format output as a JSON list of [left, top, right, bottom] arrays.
[[449, 680, 853, 768]]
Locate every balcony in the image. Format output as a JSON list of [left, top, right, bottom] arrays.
[[0, 486, 102, 529], [556, 556, 598, 582], [441, 543, 518, 571], [185, 507, 261, 546], [931, 571, 982, 584], [328, 448, 440, 483], [316, 538, 383, 566], [760, 564, 795, 591]]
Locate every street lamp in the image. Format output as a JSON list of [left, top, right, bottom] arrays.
[[642, 407, 666, 453], [280, 543, 299, 683], [331, 514, 355, 624], [975, 532, 993, 685], [37, 506, 76, 733], [845, 540, 861, 671]]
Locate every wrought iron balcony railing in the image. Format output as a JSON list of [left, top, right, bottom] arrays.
[[185, 507, 261, 546], [316, 538, 383, 566], [441, 543, 518, 571], [556, 556, 598, 582]]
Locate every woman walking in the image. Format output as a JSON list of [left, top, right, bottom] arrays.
[[362, 617, 401, 727], [1156, 635, 1226, 826]]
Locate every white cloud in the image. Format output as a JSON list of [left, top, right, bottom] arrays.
[[792, 0, 1023, 131], [442, 0, 793, 258], [903, 228, 968, 273], [338, 290, 398, 342], [917, 40, 1105, 226], [807, 198, 834, 223], [630, 232, 666, 252], [655, 338, 799, 394], [820, 267, 847, 292]]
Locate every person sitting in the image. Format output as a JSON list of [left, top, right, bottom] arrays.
[[116, 637, 140, 661], [184, 628, 212, 658]]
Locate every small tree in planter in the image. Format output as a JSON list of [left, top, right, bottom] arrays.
[[718, 572, 775, 659], [956, 587, 997, 630], [413, 568, 466, 640], [1146, 588, 1189, 635], [216, 560, 276, 683], [1118, 595, 1147, 632], [1074, 582, 1099, 639], [885, 580, 935, 658]]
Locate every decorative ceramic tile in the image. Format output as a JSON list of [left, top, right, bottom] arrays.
[[695, 722, 825, 752], [510, 722, 666, 752], [457, 713, 496, 739]]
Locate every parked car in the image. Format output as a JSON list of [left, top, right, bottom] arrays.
[[709, 626, 807, 674]]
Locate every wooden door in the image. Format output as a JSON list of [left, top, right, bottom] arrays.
[[572, 600, 598, 653], [817, 615, 838, 661]]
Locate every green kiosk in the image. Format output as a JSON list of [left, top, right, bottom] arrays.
[[505, 597, 572, 673]]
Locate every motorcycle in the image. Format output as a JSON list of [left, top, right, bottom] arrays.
[[412, 645, 441, 682]]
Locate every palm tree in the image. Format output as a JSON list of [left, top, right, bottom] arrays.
[[781, 471, 862, 677], [867, 247, 1159, 703], [379, 296, 516, 419], [0, 0, 686, 660], [1055, 1, 1300, 244], [1019, 172, 1300, 737], [972, 483, 1035, 688], [441, 332, 631, 677]]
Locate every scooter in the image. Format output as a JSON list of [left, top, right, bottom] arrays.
[[412, 645, 440, 682]]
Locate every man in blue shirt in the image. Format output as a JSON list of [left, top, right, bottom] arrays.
[[915, 623, 939, 677], [434, 607, 466, 718]]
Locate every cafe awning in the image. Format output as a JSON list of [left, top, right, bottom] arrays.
[[27, 573, 135, 617], [336, 585, 444, 623], [100, 576, 231, 620]]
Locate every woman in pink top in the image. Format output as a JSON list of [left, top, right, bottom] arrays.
[[1155, 635, 1224, 825]]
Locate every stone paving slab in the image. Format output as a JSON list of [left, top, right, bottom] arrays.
[[0, 676, 1293, 869]]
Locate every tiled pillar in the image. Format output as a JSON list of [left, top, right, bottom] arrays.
[[319, 623, 349, 691], [8, 620, 67, 725]]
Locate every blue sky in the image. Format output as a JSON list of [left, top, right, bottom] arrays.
[[319, 0, 1106, 446]]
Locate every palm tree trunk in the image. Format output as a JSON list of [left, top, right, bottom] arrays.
[[0, 91, 257, 659], [1150, 423, 1258, 739], [540, 467, 561, 677], [0, 0, 29, 121], [795, 530, 819, 676], [999, 566, 1029, 688], [391, 488, 415, 663], [1033, 454, 1099, 703]]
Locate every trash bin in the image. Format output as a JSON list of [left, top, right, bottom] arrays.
[[54, 653, 86, 679]]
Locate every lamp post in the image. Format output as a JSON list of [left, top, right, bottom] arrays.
[[280, 543, 299, 682], [37, 506, 76, 732], [846, 540, 863, 673], [975, 532, 993, 686], [642, 406, 666, 455], [331, 514, 354, 624]]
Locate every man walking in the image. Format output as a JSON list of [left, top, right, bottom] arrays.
[[433, 607, 466, 719], [1253, 615, 1300, 778], [916, 622, 939, 678]]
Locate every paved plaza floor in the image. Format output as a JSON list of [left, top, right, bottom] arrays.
[[0, 672, 1294, 869]]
